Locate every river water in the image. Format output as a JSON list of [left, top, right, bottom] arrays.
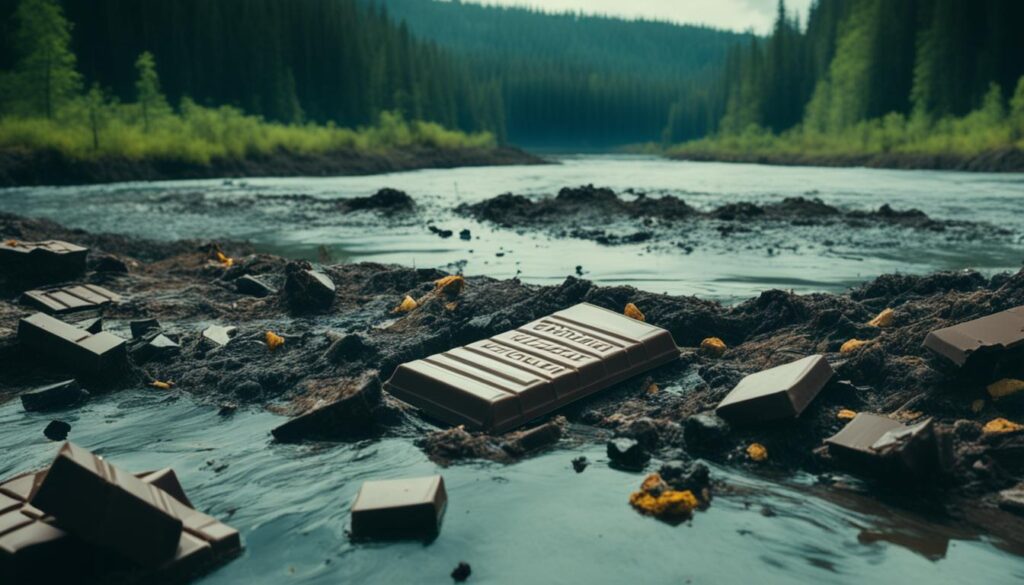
[[2, 157, 1024, 584]]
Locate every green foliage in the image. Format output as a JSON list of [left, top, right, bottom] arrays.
[[134, 52, 171, 132], [8, 0, 80, 119]]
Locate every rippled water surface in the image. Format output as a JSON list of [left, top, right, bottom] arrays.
[[1, 156, 1022, 301], [2, 157, 1024, 583]]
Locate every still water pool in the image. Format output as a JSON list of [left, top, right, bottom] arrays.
[[2, 157, 1024, 583]]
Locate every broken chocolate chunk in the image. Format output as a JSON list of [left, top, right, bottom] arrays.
[[235, 274, 276, 297], [0, 240, 87, 285], [18, 313, 127, 377], [130, 319, 161, 339], [607, 438, 650, 471], [825, 413, 946, 478], [350, 475, 447, 539], [22, 284, 121, 315], [202, 325, 238, 348], [271, 378, 382, 442], [21, 380, 89, 412], [284, 266, 336, 313], [923, 306, 1024, 367], [715, 355, 834, 425]]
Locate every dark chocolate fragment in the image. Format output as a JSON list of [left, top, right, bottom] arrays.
[[825, 413, 945, 478], [715, 354, 834, 425], [18, 312, 127, 377], [131, 333, 181, 363], [0, 240, 88, 285], [271, 378, 381, 442], [136, 469, 194, 508], [76, 316, 104, 334], [384, 303, 680, 432], [923, 306, 1024, 367], [350, 476, 447, 539], [30, 442, 183, 567], [21, 379, 89, 412], [284, 266, 336, 313], [21, 284, 121, 315], [202, 325, 237, 347], [130, 319, 161, 339], [607, 438, 650, 471], [235, 275, 276, 297]]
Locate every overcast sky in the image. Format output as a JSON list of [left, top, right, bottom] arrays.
[[459, 0, 815, 33]]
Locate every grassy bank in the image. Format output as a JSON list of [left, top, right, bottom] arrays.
[[661, 81, 1024, 172]]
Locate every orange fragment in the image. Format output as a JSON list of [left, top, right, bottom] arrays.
[[840, 339, 869, 354], [988, 379, 1024, 400], [265, 331, 285, 351], [215, 251, 234, 268], [983, 418, 1024, 435], [4, 239, 17, 247], [700, 337, 727, 357], [624, 303, 645, 322], [628, 473, 699, 519], [646, 383, 659, 395], [150, 380, 174, 390], [394, 295, 418, 313], [837, 409, 857, 420], [867, 308, 894, 327], [746, 443, 768, 462], [435, 275, 465, 297]]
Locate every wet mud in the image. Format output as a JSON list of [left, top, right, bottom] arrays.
[[2, 211, 1023, 529]]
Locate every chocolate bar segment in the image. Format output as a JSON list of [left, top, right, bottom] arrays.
[[715, 355, 834, 424], [923, 306, 1024, 367], [0, 240, 88, 285], [350, 475, 447, 539], [18, 312, 127, 376], [825, 413, 945, 478], [384, 303, 680, 432], [29, 442, 183, 567], [22, 284, 121, 314]]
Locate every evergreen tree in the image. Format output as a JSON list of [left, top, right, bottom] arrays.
[[134, 52, 170, 132], [11, 0, 80, 119]]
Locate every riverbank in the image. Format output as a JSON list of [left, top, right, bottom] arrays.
[[668, 146, 1024, 173], [2, 211, 1023, 525], [0, 145, 546, 187]]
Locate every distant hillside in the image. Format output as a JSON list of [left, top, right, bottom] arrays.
[[374, 0, 750, 147]]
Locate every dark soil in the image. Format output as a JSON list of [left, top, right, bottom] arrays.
[[670, 147, 1024, 173], [2, 212, 1023, 523], [458, 184, 1011, 249], [0, 145, 546, 187]]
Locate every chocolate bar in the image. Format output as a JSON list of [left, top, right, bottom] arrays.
[[18, 312, 127, 376], [22, 284, 121, 314], [29, 442, 183, 567], [715, 355, 834, 424], [384, 303, 680, 432], [0, 240, 88, 284], [825, 413, 945, 477], [350, 476, 447, 539], [923, 306, 1024, 367]]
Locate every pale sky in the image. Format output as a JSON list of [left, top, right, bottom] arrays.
[[461, 0, 815, 33]]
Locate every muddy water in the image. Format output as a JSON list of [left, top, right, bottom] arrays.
[[1, 156, 1022, 301], [3, 158, 1024, 583]]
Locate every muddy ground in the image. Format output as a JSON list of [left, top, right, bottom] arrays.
[[0, 145, 545, 187], [1, 209, 1023, 528], [670, 146, 1024, 173], [458, 184, 1015, 251]]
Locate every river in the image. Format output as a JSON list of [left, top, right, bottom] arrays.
[[2, 156, 1024, 584]]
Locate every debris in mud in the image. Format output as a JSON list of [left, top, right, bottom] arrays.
[[837, 409, 857, 420], [21, 284, 121, 315], [628, 473, 699, 521], [825, 414, 948, 479], [394, 295, 418, 313], [988, 379, 1024, 402], [20, 379, 89, 412], [343, 188, 414, 214], [683, 413, 732, 454], [840, 339, 870, 354], [283, 262, 336, 313], [607, 438, 650, 471], [700, 337, 727, 357], [623, 302, 645, 321], [130, 319, 161, 339], [150, 380, 173, 390], [265, 331, 285, 351], [572, 456, 589, 473], [235, 274, 275, 297], [746, 443, 768, 462], [715, 355, 834, 425], [504, 418, 565, 455], [429, 225, 454, 238], [982, 418, 1023, 434], [43, 420, 71, 441], [434, 274, 465, 297], [459, 229, 472, 241], [202, 325, 238, 347], [130, 333, 180, 363], [350, 475, 447, 539], [923, 305, 1024, 367], [451, 561, 472, 582], [0, 239, 87, 286], [658, 461, 711, 498], [999, 484, 1024, 516], [271, 377, 383, 442], [19, 312, 128, 377], [867, 308, 895, 327]]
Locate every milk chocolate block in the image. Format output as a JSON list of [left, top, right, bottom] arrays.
[[137, 469, 194, 508], [22, 284, 121, 314], [0, 240, 88, 284], [18, 312, 127, 376], [0, 510, 84, 584], [825, 413, 943, 477], [715, 355, 834, 424], [350, 476, 447, 539], [923, 306, 1024, 367], [29, 442, 183, 567], [384, 303, 680, 432]]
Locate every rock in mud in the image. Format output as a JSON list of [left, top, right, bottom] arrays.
[[92, 254, 129, 273], [130, 333, 180, 363], [21, 379, 89, 412], [130, 318, 161, 339], [572, 456, 589, 473], [271, 377, 383, 442], [503, 418, 565, 455], [683, 412, 732, 453], [607, 438, 650, 471], [43, 420, 71, 441], [284, 262, 336, 313], [235, 274, 276, 297], [999, 484, 1024, 516], [658, 461, 711, 495], [342, 188, 414, 213], [451, 561, 472, 582]]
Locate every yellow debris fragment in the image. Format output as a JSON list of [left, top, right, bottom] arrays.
[[4, 239, 17, 247], [265, 331, 285, 351], [746, 443, 768, 462], [445, 301, 459, 312], [867, 308, 894, 327], [700, 337, 727, 357], [628, 473, 699, 519], [150, 380, 174, 390], [837, 409, 857, 420], [971, 399, 986, 413], [624, 303, 645, 322], [435, 275, 465, 297], [215, 250, 234, 268], [983, 418, 1024, 435], [840, 339, 870, 354], [646, 383, 659, 395], [988, 379, 1024, 400], [394, 295, 418, 313]]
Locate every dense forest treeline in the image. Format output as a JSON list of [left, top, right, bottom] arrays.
[[667, 0, 1024, 166]]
